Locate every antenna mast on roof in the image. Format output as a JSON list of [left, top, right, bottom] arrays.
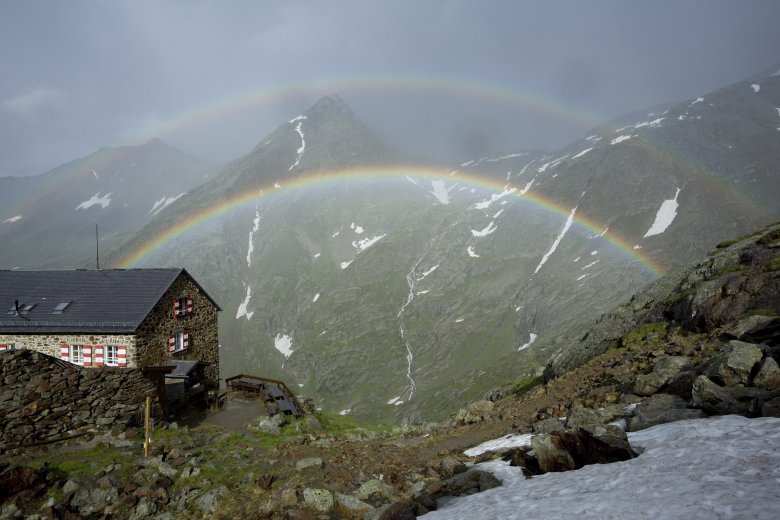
[[96, 224, 100, 270]]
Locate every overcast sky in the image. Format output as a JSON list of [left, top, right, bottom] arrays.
[[1, 1, 779, 176]]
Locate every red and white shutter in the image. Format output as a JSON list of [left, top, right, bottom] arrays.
[[94, 346, 104, 367], [173, 298, 181, 317], [60, 343, 70, 361], [168, 336, 176, 353], [83, 346, 92, 365], [185, 297, 194, 315], [0, 344, 7, 351], [182, 332, 190, 350], [117, 346, 127, 367]]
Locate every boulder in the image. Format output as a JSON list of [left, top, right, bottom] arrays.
[[724, 315, 780, 342], [195, 485, 229, 514], [334, 492, 374, 519], [761, 396, 780, 417], [563, 404, 602, 432], [627, 394, 705, 431], [705, 341, 763, 386], [692, 375, 759, 416], [378, 501, 416, 520], [532, 417, 565, 434], [754, 357, 780, 391], [302, 488, 333, 512], [532, 426, 637, 474], [254, 414, 287, 434], [454, 400, 494, 424], [437, 457, 467, 478], [426, 469, 501, 498], [530, 434, 575, 473], [354, 479, 396, 506], [295, 457, 324, 471], [634, 356, 691, 396]]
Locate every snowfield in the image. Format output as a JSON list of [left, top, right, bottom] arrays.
[[423, 415, 780, 519]]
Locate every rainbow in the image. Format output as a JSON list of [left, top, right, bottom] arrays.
[[122, 75, 604, 146], [114, 165, 667, 277]]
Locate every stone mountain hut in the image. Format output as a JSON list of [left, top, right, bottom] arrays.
[[0, 268, 221, 386]]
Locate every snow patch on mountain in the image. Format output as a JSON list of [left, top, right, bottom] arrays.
[[633, 117, 665, 129], [471, 221, 497, 237], [236, 285, 254, 320], [246, 209, 261, 267], [288, 119, 306, 171], [92, 169, 99, 180], [751, 83, 761, 93], [312, 293, 320, 303], [417, 264, 439, 281], [387, 396, 404, 405], [610, 135, 632, 145], [353, 234, 386, 252], [350, 222, 364, 234], [467, 246, 480, 258], [3, 215, 22, 224], [424, 415, 780, 520], [405, 176, 419, 186], [492, 209, 504, 219], [582, 260, 600, 269], [537, 155, 569, 173], [76, 192, 113, 210], [644, 188, 681, 238], [519, 178, 535, 195], [572, 148, 592, 159], [517, 333, 537, 352], [430, 180, 454, 204], [470, 186, 517, 210], [149, 193, 185, 216], [533, 202, 580, 275], [689, 97, 704, 107], [340, 260, 353, 270], [274, 333, 294, 358]]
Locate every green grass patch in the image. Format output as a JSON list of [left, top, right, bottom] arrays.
[[620, 322, 669, 349], [766, 258, 780, 272], [509, 374, 543, 397], [715, 239, 738, 249], [23, 444, 136, 480], [758, 228, 780, 245], [713, 263, 750, 277]]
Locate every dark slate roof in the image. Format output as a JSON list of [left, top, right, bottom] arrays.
[[0, 268, 220, 334]]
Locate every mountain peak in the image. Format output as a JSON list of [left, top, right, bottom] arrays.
[[300, 94, 357, 122]]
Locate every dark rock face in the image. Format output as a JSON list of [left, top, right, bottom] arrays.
[[533, 427, 637, 473], [691, 375, 760, 416], [628, 393, 706, 432], [544, 224, 780, 380], [378, 501, 417, 520], [426, 469, 501, 499]]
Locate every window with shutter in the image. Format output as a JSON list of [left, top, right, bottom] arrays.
[[174, 296, 194, 317], [169, 331, 190, 353]]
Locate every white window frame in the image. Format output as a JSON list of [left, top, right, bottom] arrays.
[[105, 345, 118, 366], [174, 331, 186, 352], [70, 344, 83, 364]]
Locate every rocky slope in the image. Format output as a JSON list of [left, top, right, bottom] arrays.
[[2, 223, 779, 519]]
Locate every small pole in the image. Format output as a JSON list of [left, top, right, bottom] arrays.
[[95, 224, 100, 270], [144, 396, 151, 457]]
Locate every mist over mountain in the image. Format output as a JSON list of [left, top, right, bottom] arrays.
[[0, 139, 217, 269], [97, 66, 780, 422]]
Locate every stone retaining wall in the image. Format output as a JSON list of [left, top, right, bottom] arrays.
[[0, 349, 161, 452]]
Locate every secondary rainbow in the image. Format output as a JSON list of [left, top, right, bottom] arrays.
[[114, 165, 666, 277], [122, 75, 604, 146]]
